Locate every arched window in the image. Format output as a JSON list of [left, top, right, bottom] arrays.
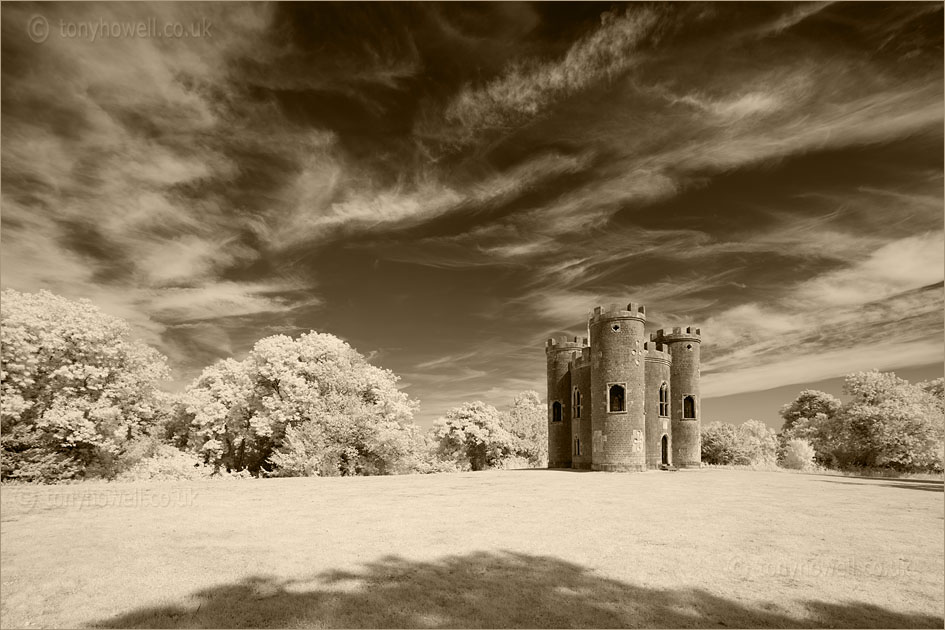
[[659, 383, 669, 417], [683, 395, 696, 419], [552, 401, 562, 422], [573, 388, 582, 419], [608, 384, 625, 413]]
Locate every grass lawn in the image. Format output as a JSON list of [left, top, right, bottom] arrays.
[[1, 468, 942, 628]]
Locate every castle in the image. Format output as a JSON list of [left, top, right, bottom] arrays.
[[545, 302, 702, 471]]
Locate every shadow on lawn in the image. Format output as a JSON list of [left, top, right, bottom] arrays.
[[818, 479, 944, 493], [91, 551, 942, 629]]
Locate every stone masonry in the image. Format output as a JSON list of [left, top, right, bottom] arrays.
[[544, 302, 702, 471]]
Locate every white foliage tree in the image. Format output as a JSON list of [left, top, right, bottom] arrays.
[[183, 331, 419, 476], [1, 289, 170, 481]]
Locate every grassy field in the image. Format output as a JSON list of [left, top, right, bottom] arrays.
[[1, 468, 942, 628]]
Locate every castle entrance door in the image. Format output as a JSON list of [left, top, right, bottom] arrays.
[[661, 435, 668, 465]]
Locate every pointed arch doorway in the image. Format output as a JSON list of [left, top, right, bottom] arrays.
[[661, 435, 669, 466]]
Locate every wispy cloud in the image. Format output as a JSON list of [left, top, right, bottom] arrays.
[[792, 232, 944, 307], [701, 233, 945, 397], [705, 339, 943, 399], [761, 1, 834, 36], [432, 6, 663, 144], [145, 281, 321, 323], [2, 2, 941, 426]]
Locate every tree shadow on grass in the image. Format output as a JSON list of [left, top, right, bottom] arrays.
[[90, 551, 942, 629], [818, 479, 944, 493], [835, 475, 944, 485]]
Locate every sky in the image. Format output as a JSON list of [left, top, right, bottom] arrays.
[[2, 2, 943, 429]]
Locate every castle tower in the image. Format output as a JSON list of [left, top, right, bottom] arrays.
[[545, 335, 584, 468], [651, 327, 702, 468], [588, 303, 647, 472], [569, 348, 592, 469], [644, 341, 672, 468]]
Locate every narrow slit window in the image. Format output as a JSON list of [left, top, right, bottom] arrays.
[[683, 395, 696, 419], [573, 388, 582, 419], [608, 384, 625, 413], [659, 383, 669, 417]]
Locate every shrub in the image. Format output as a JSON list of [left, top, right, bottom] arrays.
[[780, 438, 816, 470], [412, 457, 464, 474], [116, 445, 215, 482], [493, 455, 534, 470]]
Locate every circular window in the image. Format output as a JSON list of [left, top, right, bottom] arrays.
[[611, 323, 620, 332], [686, 344, 692, 351]]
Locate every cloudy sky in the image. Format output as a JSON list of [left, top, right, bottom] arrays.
[[2, 2, 942, 428]]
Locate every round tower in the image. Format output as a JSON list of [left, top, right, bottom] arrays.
[[644, 341, 672, 468], [570, 348, 592, 470], [589, 303, 647, 472], [651, 327, 702, 468], [545, 335, 583, 468]]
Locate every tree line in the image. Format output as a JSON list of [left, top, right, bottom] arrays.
[[702, 373, 944, 473], [1, 289, 546, 482], [3, 290, 941, 482]]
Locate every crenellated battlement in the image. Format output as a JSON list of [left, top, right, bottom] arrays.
[[589, 302, 646, 324], [570, 346, 592, 371], [545, 335, 588, 352], [643, 341, 672, 364], [650, 326, 701, 344]]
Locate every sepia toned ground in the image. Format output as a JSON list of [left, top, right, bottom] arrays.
[[1, 469, 942, 629]]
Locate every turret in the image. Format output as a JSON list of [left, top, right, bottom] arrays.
[[545, 335, 585, 468], [651, 327, 702, 468], [588, 303, 647, 472]]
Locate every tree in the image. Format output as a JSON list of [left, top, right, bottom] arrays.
[[777, 371, 945, 472], [836, 371, 944, 471], [183, 331, 419, 476], [778, 390, 844, 466], [918, 377, 944, 403], [1, 289, 170, 481], [431, 401, 517, 471], [702, 420, 778, 466], [184, 358, 260, 473], [778, 411, 844, 467], [503, 391, 547, 468], [778, 390, 841, 433], [735, 419, 779, 465], [701, 421, 739, 465]]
